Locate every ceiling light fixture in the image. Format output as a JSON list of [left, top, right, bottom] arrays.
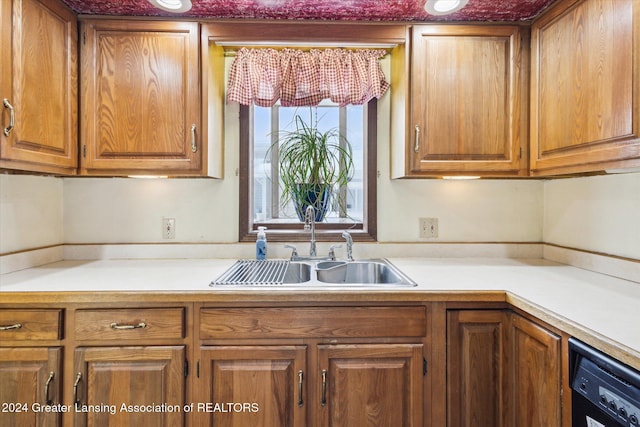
[[424, 0, 469, 15], [148, 0, 192, 13]]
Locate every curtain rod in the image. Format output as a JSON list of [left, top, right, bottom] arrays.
[[220, 43, 396, 57]]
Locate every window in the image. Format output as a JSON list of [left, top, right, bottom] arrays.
[[239, 100, 377, 242]]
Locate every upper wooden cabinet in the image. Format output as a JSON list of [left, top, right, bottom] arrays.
[[397, 25, 527, 177], [530, 0, 640, 175], [80, 20, 203, 176], [0, 0, 78, 175]]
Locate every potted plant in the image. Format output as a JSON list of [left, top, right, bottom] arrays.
[[269, 110, 354, 222]]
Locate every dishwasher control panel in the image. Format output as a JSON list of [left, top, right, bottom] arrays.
[[571, 338, 640, 427]]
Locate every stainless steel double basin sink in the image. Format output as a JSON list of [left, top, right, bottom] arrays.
[[211, 258, 416, 288]]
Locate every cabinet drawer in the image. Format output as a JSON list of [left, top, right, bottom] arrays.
[[0, 309, 62, 340], [200, 306, 426, 339], [74, 308, 185, 341]]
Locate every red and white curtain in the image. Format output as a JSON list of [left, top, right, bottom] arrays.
[[226, 47, 390, 107]]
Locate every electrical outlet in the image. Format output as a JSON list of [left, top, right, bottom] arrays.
[[162, 218, 175, 239], [419, 218, 438, 238]]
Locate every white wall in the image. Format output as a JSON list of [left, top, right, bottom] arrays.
[[378, 178, 543, 242], [0, 174, 63, 253], [63, 177, 238, 243], [61, 177, 543, 244], [544, 173, 640, 260]]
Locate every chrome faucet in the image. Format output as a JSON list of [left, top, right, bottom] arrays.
[[341, 231, 353, 261], [304, 205, 317, 257]]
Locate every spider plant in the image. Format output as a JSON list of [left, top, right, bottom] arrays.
[[269, 110, 354, 222]]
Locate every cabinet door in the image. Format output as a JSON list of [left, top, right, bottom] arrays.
[[73, 346, 185, 427], [510, 314, 561, 427], [197, 345, 307, 427], [0, 0, 77, 174], [80, 20, 201, 175], [447, 310, 509, 427], [409, 25, 525, 176], [0, 347, 62, 427], [530, 0, 640, 175], [317, 343, 423, 427]]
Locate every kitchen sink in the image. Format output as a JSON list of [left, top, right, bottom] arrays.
[[211, 259, 416, 287], [315, 260, 409, 285]]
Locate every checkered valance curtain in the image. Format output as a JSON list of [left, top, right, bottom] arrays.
[[226, 48, 390, 107]]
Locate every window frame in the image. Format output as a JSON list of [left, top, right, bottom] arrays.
[[238, 100, 378, 243]]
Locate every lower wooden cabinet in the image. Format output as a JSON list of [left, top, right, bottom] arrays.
[[0, 309, 63, 427], [73, 346, 186, 427], [447, 309, 561, 427], [510, 312, 561, 427], [196, 306, 427, 427], [317, 343, 424, 427], [0, 347, 62, 427], [447, 310, 510, 427], [0, 301, 569, 427], [197, 345, 307, 427]]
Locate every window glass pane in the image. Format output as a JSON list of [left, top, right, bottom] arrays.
[[252, 103, 364, 224]]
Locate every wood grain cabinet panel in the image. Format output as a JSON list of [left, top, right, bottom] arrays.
[[0, 0, 78, 174], [510, 313, 561, 427], [80, 20, 201, 175], [405, 25, 527, 177], [197, 305, 427, 427], [74, 308, 185, 341], [0, 347, 62, 427], [0, 309, 62, 340], [199, 306, 426, 340], [197, 346, 307, 427], [530, 0, 640, 174], [73, 346, 185, 427], [447, 310, 561, 427], [447, 310, 510, 427], [317, 344, 424, 427]]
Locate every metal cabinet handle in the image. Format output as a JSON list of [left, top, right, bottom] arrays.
[[3, 98, 14, 137], [0, 323, 22, 331], [44, 371, 55, 405], [73, 372, 82, 408], [191, 124, 197, 153], [321, 369, 327, 406], [414, 125, 420, 153], [110, 322, 146, 330], [297, 370, 304, 407]]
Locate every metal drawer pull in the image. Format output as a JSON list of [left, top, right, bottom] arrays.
[[3, 98, 14, 137], [45, 371, 55, 405], [110, 322, 146, 330], [414, 125, 420, 153], [0, 323, 22, 331], [297, 370, 304, 407], [73, 372, 82, 408], [191, 124, 197, 152], [321, 369, 327, 406]]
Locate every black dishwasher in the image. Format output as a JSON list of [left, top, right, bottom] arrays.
[[570, 338, 640, 427]]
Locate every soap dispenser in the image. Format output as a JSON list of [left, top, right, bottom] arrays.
[[256, 226, 267, 260]]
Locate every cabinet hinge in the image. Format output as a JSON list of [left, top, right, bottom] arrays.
[[83, 31, 86, 45], [519, 147, 523, 159], [196, 360, 200, 378], [82, 145, 86, 158], [184, 360, 188, 377], [423, 357, 427, 376]]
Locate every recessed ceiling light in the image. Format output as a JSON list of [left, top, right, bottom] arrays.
[[424, 0, 469, 15], [148, 0, 192, 13]]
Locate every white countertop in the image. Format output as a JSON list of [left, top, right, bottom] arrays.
[[1, 257, 639, 369]]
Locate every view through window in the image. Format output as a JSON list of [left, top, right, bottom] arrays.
[[252, 102, 365, 225]]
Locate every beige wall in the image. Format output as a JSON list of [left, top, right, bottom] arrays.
[[0, 174, 63, 253], [544, 173, 640, 260], [1, 166, 637, 259]]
